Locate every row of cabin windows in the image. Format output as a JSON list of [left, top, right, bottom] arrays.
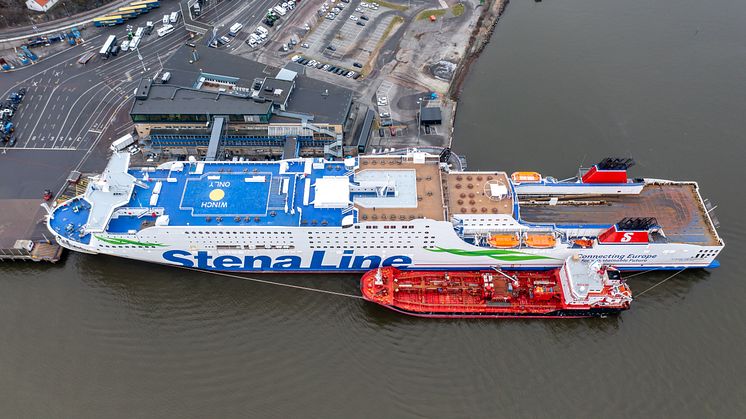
[[360, 225, 426, 230], [309, 245, 433, 249]]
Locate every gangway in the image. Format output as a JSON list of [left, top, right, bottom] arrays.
[[282, 136, 299, 159], [205, 116, 225, 161]]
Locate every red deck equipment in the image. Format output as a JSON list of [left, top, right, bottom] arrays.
[[361, 257, 632, 318]]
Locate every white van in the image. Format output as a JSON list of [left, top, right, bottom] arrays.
[[157, 24, 174, 37], [129, 37, 140, 51], [229, 23, 243, 36], [273, 6, 287, 16], [169, 11, 179, 24], [256, 26, 269, 35], [161, 71, 171, 83], [162, 14, 170, 25]]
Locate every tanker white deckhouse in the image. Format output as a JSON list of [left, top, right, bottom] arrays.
[[47, 152, 723, 272]]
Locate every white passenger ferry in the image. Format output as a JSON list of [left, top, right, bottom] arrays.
[[46, 151, 723, 272]]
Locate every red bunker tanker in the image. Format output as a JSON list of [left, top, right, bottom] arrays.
[[361, 257, 633, 318]]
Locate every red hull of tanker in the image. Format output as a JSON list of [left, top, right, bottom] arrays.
[[361, 266, 632, 318]]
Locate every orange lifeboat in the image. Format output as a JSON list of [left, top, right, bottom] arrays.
[[511, 171, 542, 183], [573, 238, 595, 248], [487, 233, 520, 248], [524, 234, 556, 249]]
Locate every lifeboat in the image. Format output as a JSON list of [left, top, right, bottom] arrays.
[[573, 238, 595, 248], [524, 234, 556, 249], [487, 233, 520, 248], [511, 171, 542, 183], [360, 257, 633, 318]]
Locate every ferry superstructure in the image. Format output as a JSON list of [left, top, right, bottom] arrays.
[[46, 152, 723, 272]]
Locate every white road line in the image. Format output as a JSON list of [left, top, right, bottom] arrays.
[[10, 147, 78, 151]]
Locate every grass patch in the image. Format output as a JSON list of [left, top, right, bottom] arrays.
[[417, 9, 447, 20], [375, 0, 409, 11], [452, 3, 466, 17]]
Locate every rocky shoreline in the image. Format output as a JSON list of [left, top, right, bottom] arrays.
[[448, 0, 510, 100]]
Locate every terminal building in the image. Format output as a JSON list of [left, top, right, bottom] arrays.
[[130, 45, 355, 160]]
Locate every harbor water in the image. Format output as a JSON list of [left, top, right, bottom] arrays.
[[1, 0, 745, 417]]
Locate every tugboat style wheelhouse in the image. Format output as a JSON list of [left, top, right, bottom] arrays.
[[46, 151, 723, 272]]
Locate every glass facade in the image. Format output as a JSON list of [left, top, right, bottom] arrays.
[[131, 112, 270, 123]]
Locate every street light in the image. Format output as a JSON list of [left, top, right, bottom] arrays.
[[136, 46, 147, 73]]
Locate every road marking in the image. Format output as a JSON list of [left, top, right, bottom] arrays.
[[11, 147, 78, 151], [88, 129, 103, 134]]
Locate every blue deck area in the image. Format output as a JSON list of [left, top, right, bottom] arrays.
[[182, 173, 272, 216], [49, 198, 92, 244], [106, 159, 352, 233]]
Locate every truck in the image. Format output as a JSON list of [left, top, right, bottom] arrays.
[[111, 134, 135, 152], [229, 23, 244, 36], [129, 36, 141, 51], [273, 6, 287, 16], [169, 11, 179, 24], [68, 27, 81, 45], [20, 46, 38, 61], [0, 58, 12, 71], [1, 121, 14, 141]]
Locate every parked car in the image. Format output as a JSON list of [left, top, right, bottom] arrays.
[[327, 45, 336, 51], [357, 21, 365, 26], [360, 15, 369, 21], [353, 62, 363, 68]]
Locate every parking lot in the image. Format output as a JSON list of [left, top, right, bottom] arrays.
[[301, 0, 394, 74]]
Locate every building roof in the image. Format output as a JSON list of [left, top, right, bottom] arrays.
[[260, 77, 294, 105], [420, 106, 442, 123], [281, 78, 353, 125], [152, 45, 352, 125], [276, 68, 297, 81], [130, 84, 273, 116], [283, 62, 307, 76]]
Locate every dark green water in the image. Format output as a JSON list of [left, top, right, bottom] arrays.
[[2, 0, 745, 417]]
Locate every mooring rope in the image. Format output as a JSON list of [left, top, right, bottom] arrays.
[[635, 268, 686, 297], [177, 265, 684, 301], [623, 267, 661, 279], [178, 266, 364, 299]]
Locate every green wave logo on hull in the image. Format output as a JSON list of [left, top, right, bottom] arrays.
[[426, 247, 557, 261], [95, 235, 167, 247]]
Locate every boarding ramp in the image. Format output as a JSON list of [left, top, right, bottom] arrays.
[[205, 116, 225, 161]]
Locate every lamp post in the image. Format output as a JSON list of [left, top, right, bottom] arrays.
[[136, 46, 147, 73]]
